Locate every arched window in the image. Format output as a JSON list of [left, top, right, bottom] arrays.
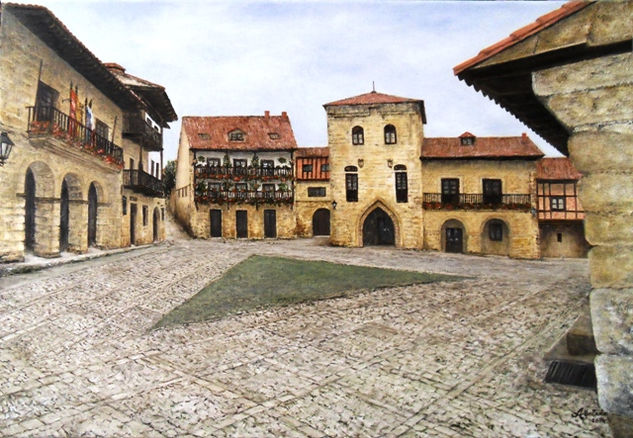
[[352, 126, 364, 145], [384, 124, 397, 144], [394, 164, 406, 171]]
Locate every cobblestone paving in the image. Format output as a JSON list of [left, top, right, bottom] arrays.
[[0, 238, 609, 437]]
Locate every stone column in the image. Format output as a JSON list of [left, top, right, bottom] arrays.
[[533, 52, 633, 435]]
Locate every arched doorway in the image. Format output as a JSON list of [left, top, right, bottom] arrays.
[[362, 208, 394, 246], [441, 219, 466, 253], [312, 208, 330, 236], [153, 207, 160, 242], [24, 169, 36, 251], [59, 180, 69, 251], [88, 183, 98, 247]]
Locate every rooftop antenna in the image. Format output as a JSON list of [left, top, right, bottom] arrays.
[[372, 81, 376, 93]]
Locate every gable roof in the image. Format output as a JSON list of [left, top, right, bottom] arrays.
[[536, 157, 582, 180], [295, 147, 329, 158], [2, 3, 140, 110], [182, 113, 298, 151], [105, 63, 177, 127], [421, 134, 544, 160]]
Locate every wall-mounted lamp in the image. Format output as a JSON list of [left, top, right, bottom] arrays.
[[387, 159, 393, 168], [357, 158, 364, 168], [0, 132, 14, 166], [331, 200, 337, 210]]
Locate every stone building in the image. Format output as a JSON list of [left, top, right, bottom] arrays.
[[174, 112, 297, 239], [536, 157, 588, 258], [454, 1, 633, 435], [421, 132, 542, 258], [0, 4, 176, 262], [294, 147, 331, 237], [324, 92, 426, 249]]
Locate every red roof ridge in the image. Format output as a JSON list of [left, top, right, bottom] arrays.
[[324, 90, 422, 107], [454, 1, 592, 75]]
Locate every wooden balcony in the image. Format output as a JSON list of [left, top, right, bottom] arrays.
[[194, 164, 293, 181], [195, 189, 293, 205], [27, 105, 123, 166], [123, 169, 164, 197], [123, 113, 162, 151], [423, 193, 532, 210]]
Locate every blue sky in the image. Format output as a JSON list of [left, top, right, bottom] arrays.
[[24, 1, 566, 160]]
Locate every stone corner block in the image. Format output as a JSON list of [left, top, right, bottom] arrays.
[[591, 288, 633, 355], [595, 355, 633, 418]]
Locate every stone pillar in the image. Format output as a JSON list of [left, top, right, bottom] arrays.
[[533, 52, 633, 434]]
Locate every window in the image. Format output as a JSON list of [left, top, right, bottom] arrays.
[[346, 173, 358, 202], [35, 81, 58, 121], [461, 137, 475, 146], [395, 172, 408, 203], [352, 126, 364, 145], [129, 158, 134, 169], [208, 158, 220, 167], [441, 178, 460, 204], [122, 196, 127, 215], [344, 165, 358, 172], [321, 163, 330, 173], [142, 205, 148, 226], [261, 160, 274, 176], [557, 232, 563, 242], [263, 183, 275, 199], [308, 187, 326, 197], [551, 196, 565, 211], [394, 164, 406, 171], [489, 221, 503, 241], [228, 130, 244, 141], [95, 119, 109, 140], [234, 159, 247, 176], [302, 164, 313, 173], [209, 182, 221, 192], [268, 132, 280, 140], [384, 124, 397, 144], [198, 133, 211, 140], [483, 179, 502, 204], [236, 183, 247, 200]]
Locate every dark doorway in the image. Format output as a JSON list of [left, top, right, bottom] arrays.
[[210, 209, 222, 237], [130, 203, 137, 245], [264, 209, 276, 238], [59, 180, 69, 252], [446, 228, 463, 253], [153, 207, 160, 242], [362, 208, 395, 246], [88, 183, 98, 247], [24, 169, 36, 251], [312, 209, 330, 236], [236, 210, 247, 238]]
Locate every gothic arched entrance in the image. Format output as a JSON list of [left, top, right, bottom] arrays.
[[362, 207, 395, 246]]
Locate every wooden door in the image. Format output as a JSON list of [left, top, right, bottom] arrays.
[[88, 184, 98, 247], [59, 180, 69, 251], [236, 210, 247, 238], [153, 208, 159, 242], [312, 209, 330, 236], [446, 228, 463, 253], [24, 169, 36, 251], [264, 209, 276, 238], [130, 203, 137, 245], [210, 209, 222, 237]]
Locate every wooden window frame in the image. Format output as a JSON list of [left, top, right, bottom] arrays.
[[346, 173, 358, 202], [352, 126, 364, 145], [308, 187, 326, 197], [384, 124, 397, 144], [395, 172, 408, 203]]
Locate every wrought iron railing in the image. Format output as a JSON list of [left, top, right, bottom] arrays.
[[123, 169, 164, 197], [123, 113, 162, 151], [195, 189, 293, 204], [194, 164, 293, 180], [27, 105, 123, 165], [423, 193, 531, 210]]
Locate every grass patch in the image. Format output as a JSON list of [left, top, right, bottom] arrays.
[[154, 255, 460, 329]]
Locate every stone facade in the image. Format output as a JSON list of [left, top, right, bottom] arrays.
[[0, 5, 175, 262]]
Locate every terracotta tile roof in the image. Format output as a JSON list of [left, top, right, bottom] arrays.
[[459, 131, 476, 138], [536, 157, 582, 180], [324, 91, 421, 107], [295, 147, 329, 158], [183, 113, 297, 151], [453, 1, 592, 75], [421, 133, 544, 160]]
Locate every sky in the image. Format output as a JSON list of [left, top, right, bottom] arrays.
[[21, 0, 567, 162]]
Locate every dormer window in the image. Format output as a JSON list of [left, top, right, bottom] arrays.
[[198, 133, 211, 140], [459, 132, 476, 145], [229, 130, 245, 141], [384, 125, 397, 144], [268, 132, 280, 140]]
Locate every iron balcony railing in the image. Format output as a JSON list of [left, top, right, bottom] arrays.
[[123, 113, 162, 151], [423, 193, 532, 210], [123, 169, 164, 197], [27, 105, 123, 165], [196, 189, 293, 204], [194, 164, 293, 180]]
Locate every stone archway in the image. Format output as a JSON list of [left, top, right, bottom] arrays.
[[362, 207, 395, 246], [24, 162, 55, 256], [59, 173, 83, 252], [312, 208, 330, 236], [441, 219, 466, 254]]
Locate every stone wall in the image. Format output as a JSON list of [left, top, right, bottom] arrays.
[[121, 191, 166, 246], [326, 102, 424, 248], [533, 50, 633, 429], [539, 222, 588, 258]]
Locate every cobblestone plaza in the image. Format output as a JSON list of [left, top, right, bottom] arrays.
[[0, 237, 609, 437]]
